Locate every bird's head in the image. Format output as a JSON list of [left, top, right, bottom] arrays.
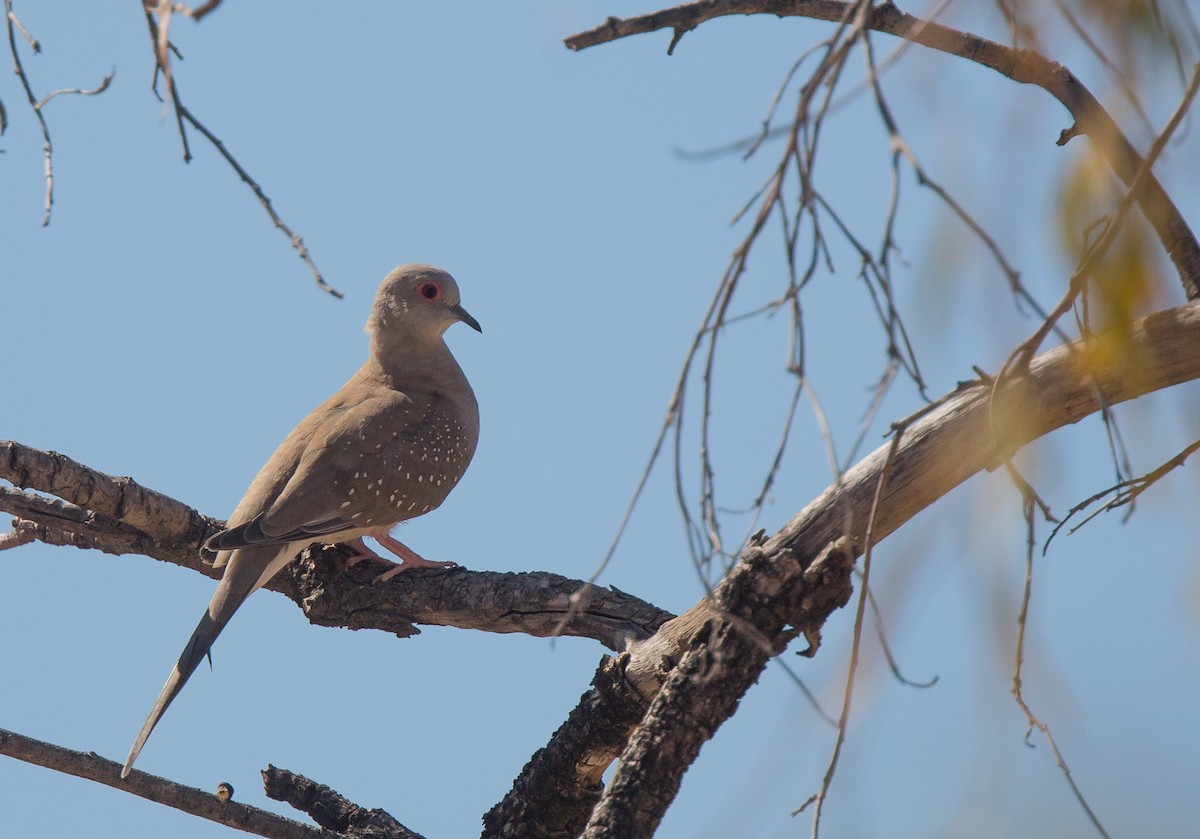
[[367, 264, 482, 345]]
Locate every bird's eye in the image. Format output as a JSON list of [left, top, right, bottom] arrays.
[[418, 282, 442, 301]]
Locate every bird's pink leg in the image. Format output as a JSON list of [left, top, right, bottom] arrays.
[[344, 537, 387, 566], [344, 531, 457, 582]]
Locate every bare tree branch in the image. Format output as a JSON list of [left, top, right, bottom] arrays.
[[35, 69, 114, 110], [0, 525, 35, 550], [582, 539, 857, 839], [0, 441, 220, 548], [1046, 436, 1200, 546], [0, 442, 673, 650], [1009, 486, 1112, 839], [0, 728, 336, 839], [0, 488, 168, 558], [262, 766, 423, 839], [801, 431, 900, 837], [481, 653, 659, 839], [140, 4, 342, 298], [3, 0, 110, 225], [565, 0, 1200, 300], [175, 0, 223, 22]]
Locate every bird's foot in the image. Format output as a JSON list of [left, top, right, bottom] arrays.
[[345, 537, 382, 567], [343, 534, 458, 583]]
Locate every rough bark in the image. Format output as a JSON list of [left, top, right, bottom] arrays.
[[0, 441, 673, 652], [262, 766, 423, 839]]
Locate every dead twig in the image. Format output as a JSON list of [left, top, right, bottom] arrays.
[[1010, 488, 1113, 839], [1045, 437, 1200, 549], [4, 0, 111, 225], [141, 4, 342, 298]]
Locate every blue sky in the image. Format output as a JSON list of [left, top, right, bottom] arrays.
[[3, 3, 1199, 837]]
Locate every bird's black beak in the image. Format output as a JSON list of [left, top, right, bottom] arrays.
[[452, 304, 482, 333]]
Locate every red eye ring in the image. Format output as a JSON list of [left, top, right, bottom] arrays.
[[418, 281, 442, 301]]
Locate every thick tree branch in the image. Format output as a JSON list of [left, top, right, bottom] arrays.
[[489, 301, 1200, 838], [0, 441, 219, 549], [0, 488, 166, 558], [262, 766, 423, 839], [0, 442, 673, 651], [586, 302, 1200, 835], [481, 653, 659, 839], [0, 727, 335, 839], [584, 539, 857, 838], [566, 0, 1200, 300]]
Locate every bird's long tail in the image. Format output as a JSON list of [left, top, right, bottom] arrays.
[[121, 543, 295, 778]]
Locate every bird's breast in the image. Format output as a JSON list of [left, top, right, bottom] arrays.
[[339, 390, 478, 529]]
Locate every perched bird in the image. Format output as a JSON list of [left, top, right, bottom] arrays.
[[122, 264, 480, 778]]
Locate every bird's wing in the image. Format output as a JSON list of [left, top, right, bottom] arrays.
[[206, 392, 424, 550]]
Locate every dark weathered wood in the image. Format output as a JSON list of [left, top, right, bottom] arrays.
[[481, 654, 655, 839], [584, 540, 856, 838], [262, 766, 423, 839]]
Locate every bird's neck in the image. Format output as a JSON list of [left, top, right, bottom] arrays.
[[365, 332, 469, 395]]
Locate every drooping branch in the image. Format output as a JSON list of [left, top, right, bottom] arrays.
[[487, 301, 1200, 838], [0, 442, 673, 651], [140, 4, 341, 298], [566, 0, 1200, 300]]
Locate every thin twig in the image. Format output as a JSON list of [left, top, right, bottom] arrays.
[[1000, 56, 1200, 380], [805, 380, 841, 480], [1045, 437, 1200, 550], [6, 0, 34, 48], [774, 656, 839, 727], [841, 359, 898, 472], [1010, 490, 1113, 839], [36, 70, 114, 110], [141, 6, 342, 298], [176, 0, 223, 22], [5, 0, 52, 224], [862, 573, 937, 688], [799, 423, 901, 837]]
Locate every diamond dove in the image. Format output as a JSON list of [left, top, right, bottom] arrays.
[[122, 264, 480, 777]]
